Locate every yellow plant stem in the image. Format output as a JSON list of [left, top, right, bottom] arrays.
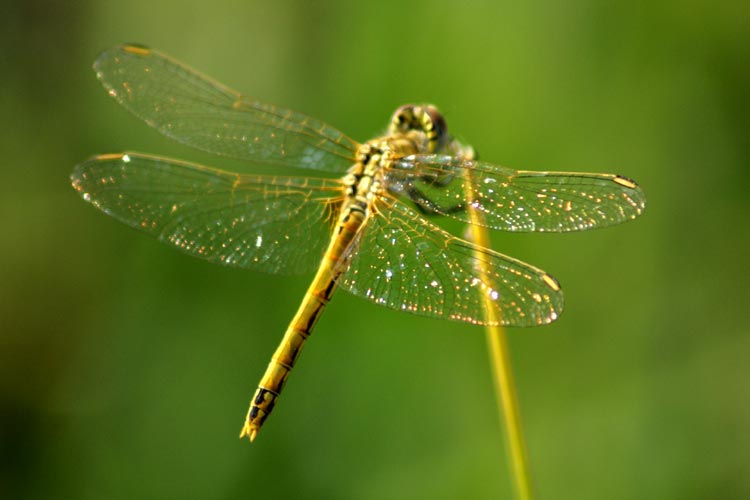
[[465, 180, 535, 500]]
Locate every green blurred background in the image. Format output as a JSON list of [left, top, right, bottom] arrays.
[[2, 0, 748, 498]]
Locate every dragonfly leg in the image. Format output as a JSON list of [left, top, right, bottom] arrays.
[[406, 185, 466, 216]]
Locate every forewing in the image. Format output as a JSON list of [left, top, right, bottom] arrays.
[[390, 155, 646, 232], [94, 44, 359, 172], [71, 153, 342, 274], [339, 197, 563, 327]]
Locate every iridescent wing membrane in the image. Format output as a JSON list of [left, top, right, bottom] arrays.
[[72, 44, 646, 326], [341, 196, 566, 326], [73, 153, 343, 275], [388, 155, 645, 232], [92, 44, 358, 172]]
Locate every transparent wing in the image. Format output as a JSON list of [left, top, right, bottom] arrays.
[[71, 152, 343, 275], [340, 196, 564, 327], [93, 44, 359, 172], [389, 154, 646, 232]]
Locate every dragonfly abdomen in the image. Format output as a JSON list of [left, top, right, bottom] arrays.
[[240, 203, 369, 441]]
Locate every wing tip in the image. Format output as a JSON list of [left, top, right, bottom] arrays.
[[92, 152, 127, 161], [119, 43, 152, 56], [93, 43, 152, 74], [542, 273, 561, 292], [612, 174, 648, 216], [612, 175, 637, 189], [71, 152, 134, 193]]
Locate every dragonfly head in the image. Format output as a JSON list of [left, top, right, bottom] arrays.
[[389, 104, 449, 154]]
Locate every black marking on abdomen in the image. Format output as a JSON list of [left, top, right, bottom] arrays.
[[254, 387, 279, 405], [305, 300, 327, 331]]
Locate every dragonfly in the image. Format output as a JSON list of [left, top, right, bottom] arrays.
[[71, 43, 646, 442]]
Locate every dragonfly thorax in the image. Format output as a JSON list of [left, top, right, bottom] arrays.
[[344, 105, 462, 216]]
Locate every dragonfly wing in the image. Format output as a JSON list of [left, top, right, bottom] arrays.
[[72, 153, 343, 275], [339, 196, 564, 327], [390, 155, 646, 232], [93, 44, 359, 172]]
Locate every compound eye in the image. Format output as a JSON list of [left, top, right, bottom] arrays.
[[390, 105, 417, 134], [422, 106, 448, 152]]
